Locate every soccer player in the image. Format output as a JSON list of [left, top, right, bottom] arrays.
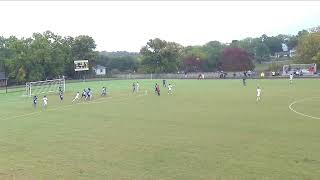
[[72, 92, 80, 103], [256, 86, 261, 101], [289, 73, 293, 84], [132, 82, 136, 93], [81, 89, 87, 99], [59, 90, 64, 101], [84, 88, 90, 101], [163, 79, 167, 87], [154, 83, 158, 95], [168, 84, 173, 95], [33, 95, 38, 108], [136, 82, 140, 93], [87, 88, 93, 101], [101, 87, 107, 96], [43, 95, 48, 108], [243, 71, 247, 86], [156, 84, 160, 96]]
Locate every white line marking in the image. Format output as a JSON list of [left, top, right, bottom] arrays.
[[288, 97, 320, 120]]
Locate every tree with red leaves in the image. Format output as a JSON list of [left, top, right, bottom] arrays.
[[219, 47, 254, 71]]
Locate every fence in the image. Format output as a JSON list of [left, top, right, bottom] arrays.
[[113, 72, 247, 79]]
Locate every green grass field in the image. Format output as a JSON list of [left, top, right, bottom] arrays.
[[0, 79, 320, 179]]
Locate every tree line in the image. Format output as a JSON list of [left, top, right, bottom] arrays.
[[0, 26, 319, 85]]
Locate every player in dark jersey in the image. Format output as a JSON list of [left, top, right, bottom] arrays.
[[132, 82, 136, 93], [163, 79, 167, 87], [59, 90, 64, 101], [155, 83, 158, 95], [242, 71, 247, 86], [87, 88, 92, 101], [33, 95, 38, 108], [81, 89, 87, 99]]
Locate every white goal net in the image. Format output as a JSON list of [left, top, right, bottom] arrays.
[[25, 78, 65, 97]]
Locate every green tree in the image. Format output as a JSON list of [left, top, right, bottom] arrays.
[[296, 32, 320, 65], [263, 35, 283, 55], [255, 42, 270, 63], [202, 41, 224, 71], [140, 38, 182, 73]]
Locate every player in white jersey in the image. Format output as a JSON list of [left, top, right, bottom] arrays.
[[256, 86, 261, 101], [43, 95, 48, 108], [136, 82, 140, 93], [72, 92, 80, 103], [168, 84, 173, 95], [289, 73, 293, 84]]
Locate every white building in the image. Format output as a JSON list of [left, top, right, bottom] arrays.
[[93, 65, 106, 76], [281, 43, 288, 52]]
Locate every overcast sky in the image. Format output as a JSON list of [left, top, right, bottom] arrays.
[[0, 1, 319, 52]]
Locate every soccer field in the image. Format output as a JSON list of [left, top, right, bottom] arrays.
[[0, 79, 319, 179]]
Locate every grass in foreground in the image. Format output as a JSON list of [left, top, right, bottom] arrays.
[[0, 79, 319, 179]]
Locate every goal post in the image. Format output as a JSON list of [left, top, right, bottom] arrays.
[[26, 78, 65, 97]]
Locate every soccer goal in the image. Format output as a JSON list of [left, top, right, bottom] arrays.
[[282, 63, 317, 76], [25, 78, 65, 97]]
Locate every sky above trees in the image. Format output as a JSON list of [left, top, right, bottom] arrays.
[[0, 1, 319, 52]]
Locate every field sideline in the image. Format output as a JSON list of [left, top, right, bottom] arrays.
[[0, 79, 319, 179]]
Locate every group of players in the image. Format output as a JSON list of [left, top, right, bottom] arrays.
[[131, 80, 174, 96], [32, 79, 175, 109], [153, 79, 173, 96], [31, 74, 295, 108], [34, 73, 289, 108], [32, 86, 108, 109]]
